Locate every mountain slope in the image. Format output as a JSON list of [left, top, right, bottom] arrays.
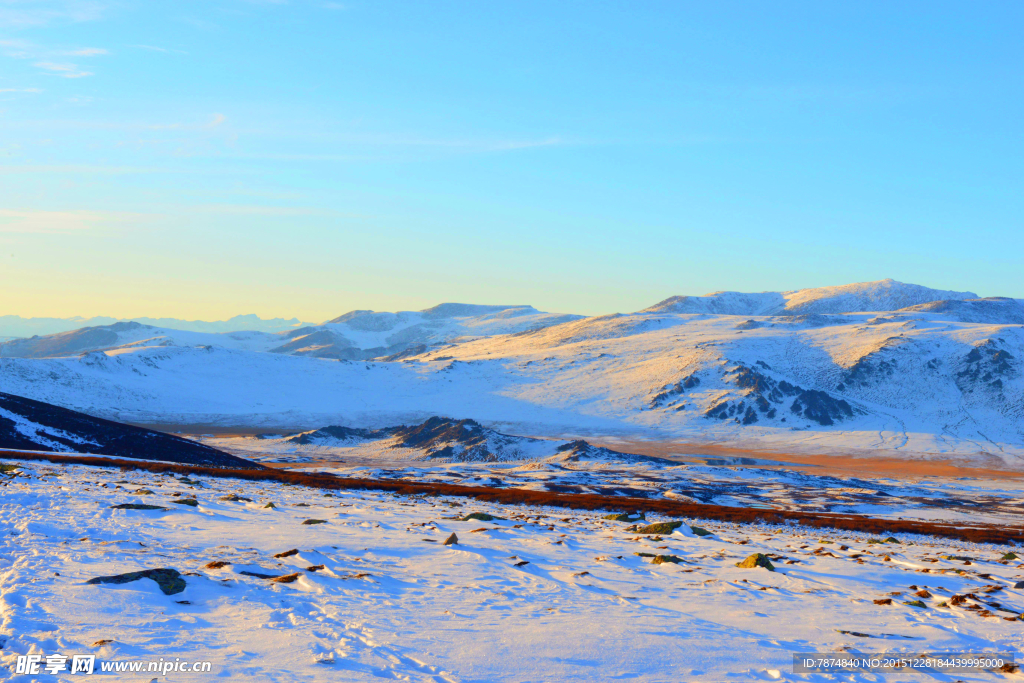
[[0, 392, 259, 468], [1, 281, 1021, 465], [644, 279, 978, 316], [0, 304, 582, 361]]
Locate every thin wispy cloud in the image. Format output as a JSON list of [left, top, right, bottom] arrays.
[[65, 47, 106, 56], [0, 87, 42, 93], [33, 60, 92, 78], [0, 0, 107, 29]]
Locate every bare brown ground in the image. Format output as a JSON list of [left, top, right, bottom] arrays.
[[4, 449, 1024, 545], [584, 438, 1024, 481]]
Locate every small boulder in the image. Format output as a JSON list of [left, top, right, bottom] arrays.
[[690, 526, 712, 537], [636, 521, 684, 535], [110, 503, 167, 511], [274, 549, 300, 558], [263, 502, 277, 509], [306, 565, 325, 572], [301, 519, 327, 525], [735, 553, 775, 571], [443, 533, 459, 546], [651, 555, 683, 565], [204, 561, 231, 569], [873, 598, 892, 605], [903, 600, 927, 609], [603, 513, 644, 522], [271, 573, 302, 584], [171, 498, 198, 507], [219, 494, 252, 502], [87, 568, 185, 595], [461, 512, 502, 522], [1002, 552, 1018, 561]]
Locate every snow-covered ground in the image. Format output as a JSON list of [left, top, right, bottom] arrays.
[[2, 458, 1023, 682], [200, 431, 1024, 526]]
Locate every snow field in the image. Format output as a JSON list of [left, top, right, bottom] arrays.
[[2, 460, 1024, 682]]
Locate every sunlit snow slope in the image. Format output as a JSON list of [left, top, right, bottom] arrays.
[[1, 280, 1021, 464]]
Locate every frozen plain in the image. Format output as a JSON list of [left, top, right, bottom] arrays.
[[2, 459, 1024, 682]]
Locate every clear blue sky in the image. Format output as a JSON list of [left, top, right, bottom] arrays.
[[1, 1, 1021, 320]]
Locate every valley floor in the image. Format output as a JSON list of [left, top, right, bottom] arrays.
[[2, 459, 1024, 682]]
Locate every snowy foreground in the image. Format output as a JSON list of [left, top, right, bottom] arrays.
[[3, 459, 1024, 682]]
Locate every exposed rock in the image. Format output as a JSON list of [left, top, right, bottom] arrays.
[[873, 598, 892, 605], [271, 573, 301, 584], [903, 600, 927, 608], [651, 555, 683, 565], [171, 498, 198, 507], [301, 519, 327, 525], [603, 512, 645, 522], [690, 526, 712, 537], [273, 549, 300, 558], [443, 533, 459, 546], [240, 570, 281, 579], [92, 640, 114, 647], [649, 374, 701, 409], [204, 561, 231, 569], [109, 503, 167, 511], [87, 568, 185, 595], [461, 512, 503, 522], [131, 489, 155, 495], [635, 521, 683, 535], [219, 494, 252, 502], [735, 553, 775, 571], [306, 565, 325, 572]]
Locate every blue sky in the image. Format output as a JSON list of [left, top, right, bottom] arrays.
[[1, 1, 1021, 320]]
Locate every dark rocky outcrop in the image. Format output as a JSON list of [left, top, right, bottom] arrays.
[[87, 568, 186, 595], [649, 374, 701, 409], [703, 365, 856, 426], [0, 392, 260, 469]]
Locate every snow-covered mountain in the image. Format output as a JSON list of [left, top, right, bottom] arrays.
[[274, 304, 583, 360], [1, 281, 1022, 465], [0, 304, 583, 361], [0, 392, 255, 468], [644, 279, 978, 316]]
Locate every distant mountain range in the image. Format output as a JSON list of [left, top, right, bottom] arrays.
[[1, 280, 1023, 464], [0, 313, 311, 338], [0, 304, 583, 360]]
